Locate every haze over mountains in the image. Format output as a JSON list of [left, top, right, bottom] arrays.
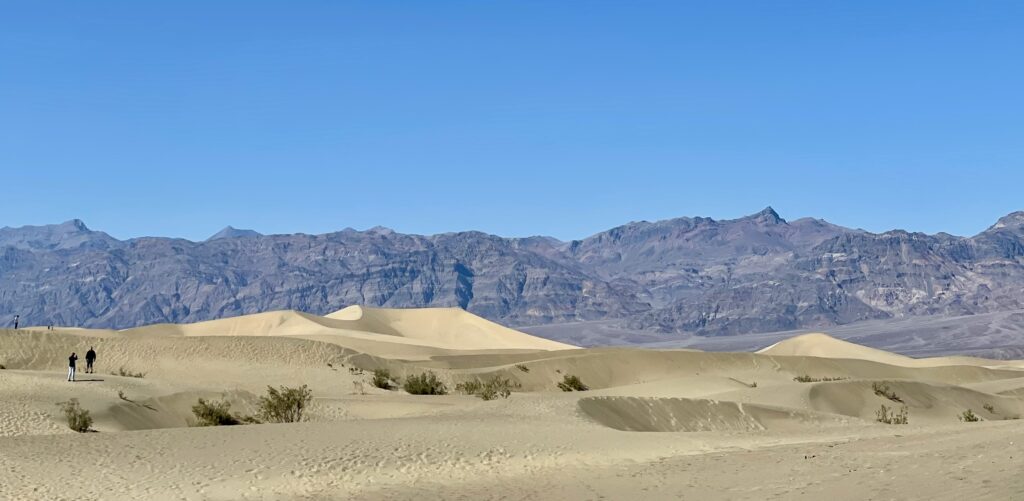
[[2, 208, 1023, 341]]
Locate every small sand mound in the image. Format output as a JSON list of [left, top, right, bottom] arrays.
[[759, 333, 917, 366], [808, 379, 1024, 423], [578, 396, 848, 432]]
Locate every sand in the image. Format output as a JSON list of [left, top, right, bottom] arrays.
[[2, 307, 1023, 500]]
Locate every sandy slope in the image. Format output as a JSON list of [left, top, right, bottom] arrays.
[[2, 309, 1024, 500]]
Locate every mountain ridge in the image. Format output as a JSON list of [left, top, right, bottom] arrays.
[[2, 208, 1022, 339]]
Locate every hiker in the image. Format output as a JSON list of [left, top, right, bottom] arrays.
[[85, 347, 97, 374], [13, 315, 18, 330], [68, 352, 78, 382]]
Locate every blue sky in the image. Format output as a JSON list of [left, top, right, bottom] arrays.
[[2, 1, 1022, 241]]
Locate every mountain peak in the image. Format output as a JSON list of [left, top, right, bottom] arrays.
[[60, 219, 90, 232], [987, 211, 1024, 231], [206, 226, 262, 241], [747, 206, 785, 225]]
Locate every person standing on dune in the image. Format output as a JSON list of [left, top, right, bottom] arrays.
[[68, 352, 78, 382], [85, 347, 97, 374]]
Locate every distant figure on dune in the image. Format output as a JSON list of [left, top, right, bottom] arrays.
[[13, 315, 19, 330], [85, 347, 97, 374], [68, 352, 78, 382]]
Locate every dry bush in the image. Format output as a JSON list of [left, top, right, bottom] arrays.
[[872, 382, 903, 403], [191, 398, 242, 426], [793, 375, 846, 383], [371, 368, 395, 390], [982, 403, 995, 414], [257, 385, 313, 423], [515, 364, 530, 373], [959, 409, 981, 423], [557, 374, 588, 392], [113, 367, 146, 378], [455, 380, 483, 395], [456, 376, 520, 400], [876, 404, 909, 425], [57, 399, 93, 432], [403, 371, 448, 395]]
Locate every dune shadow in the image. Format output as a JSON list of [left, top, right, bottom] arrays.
[[73, 378, 105, 382]]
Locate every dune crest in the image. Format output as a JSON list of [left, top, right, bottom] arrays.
[[89, 306, 577, 359]]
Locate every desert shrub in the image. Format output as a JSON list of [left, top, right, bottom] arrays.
[[191, 398, 241, 426], [959, 409, 981, 423], [750, 381, 758, 388], [403, 371, 448, 395], [348, 367, 364, 375], [876, 404, 909, 425], [457, 376, 520, 400], [793, 375, 846, 383], [872, 382, 902, 403], [455, 380, 483, 395], [0, 364, 6, 370], [371, 368, 395, 390], [515, 364, 530, 373], [557, 374, 588, 392], [983, 403, 995, 414], [113, 367, 146, 378], [57, 399, 93, 432], [257, 385, 313, 423]]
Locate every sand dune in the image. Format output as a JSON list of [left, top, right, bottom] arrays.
[[759, 332, 1024, 368], [37, 306, 576, 360], [2, 309, 1024, 499]]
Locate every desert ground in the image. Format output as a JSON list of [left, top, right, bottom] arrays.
[[1, 306, 1023, 500]]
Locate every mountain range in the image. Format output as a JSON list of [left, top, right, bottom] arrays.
[[2, 208, 1023, 341]]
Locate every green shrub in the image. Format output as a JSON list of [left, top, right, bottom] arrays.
[[872, 382, 902, 403], [191, 398, 241, 426], [371, 368, 395, 390], [876, 404, 909, 425], [403, 371, 448, 395], [557, 374, 588, 392], [57, 399, 93, 432], [515, 364, 530, 373], [456, 376, 520, 400], [959, 409, 981, 423], [113, 367, 146, 378], [983, 403, 995, 414], [257, 385, 313, 423]]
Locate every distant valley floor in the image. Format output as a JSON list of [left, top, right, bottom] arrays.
[[524, 309, 1024, 360]]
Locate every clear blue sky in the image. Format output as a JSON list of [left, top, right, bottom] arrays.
[[2, 1, 1022, 241]]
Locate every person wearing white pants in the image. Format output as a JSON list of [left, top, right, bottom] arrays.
[[67, 352, 78, 382]]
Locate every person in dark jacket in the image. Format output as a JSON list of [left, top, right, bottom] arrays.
[[85, 347, 97, 374], [68, 353, 78, 382]]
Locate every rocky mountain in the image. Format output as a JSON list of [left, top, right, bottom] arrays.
[[2, 209, 1023, 338], [206, 226, 263, 241]]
